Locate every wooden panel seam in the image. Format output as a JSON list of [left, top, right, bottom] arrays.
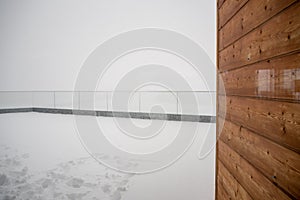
[[218, 95, 300, 153], [218, 0, 297, 51], [217, 0, 226, 9], [218, 158, 254, 199], [218, 94, 300, 104], [218, 52, 300, 101], [217, 93, 300, 109], [218, 109, 300, 154], [219, 2, 300, 71], [218, 140, 291, 200], [218, 49, 300, 73], [218, 118, 300, 199], [217, 0, 249, 31]]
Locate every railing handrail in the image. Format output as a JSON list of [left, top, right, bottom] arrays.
[[0, 90, 216, 115]]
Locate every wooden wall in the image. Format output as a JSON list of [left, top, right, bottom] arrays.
[[216, 0, 300, 199]]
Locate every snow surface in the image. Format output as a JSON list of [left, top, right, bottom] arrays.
[[0, 113, 215, 200]]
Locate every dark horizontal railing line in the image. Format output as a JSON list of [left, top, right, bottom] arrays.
[[0, 107, 216, 123]]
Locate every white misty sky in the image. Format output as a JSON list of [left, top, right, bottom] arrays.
[[0, 0, 216, 91]]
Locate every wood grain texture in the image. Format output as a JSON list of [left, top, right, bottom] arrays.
[[218, 160, 253, 199], [220, 52, 300, 101], [220, 95, 300, 152], [219, 0, 296, 50], [218, 141, 291, 200], [219, 119, 300, 199], [219, 2, 300, 72], [218, 0, 226, 9], [217, 1, 300, 199], [218, 0, 248, 29], [217, 177, 231, 200]]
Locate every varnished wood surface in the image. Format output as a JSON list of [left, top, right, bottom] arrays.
[[219, 0, 296, 50], [218, 141, 291, 200], [217, 161, 253, 199], [219, 2, 300, 72], [219, 95, 300, 152], [220, 52, 300, 101], [220, 119, 300, 198], [218, 0, 248, 29], [216, 1, 300, 199]]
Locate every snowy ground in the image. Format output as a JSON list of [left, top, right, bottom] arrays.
[[0, 113, 215, 200]]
